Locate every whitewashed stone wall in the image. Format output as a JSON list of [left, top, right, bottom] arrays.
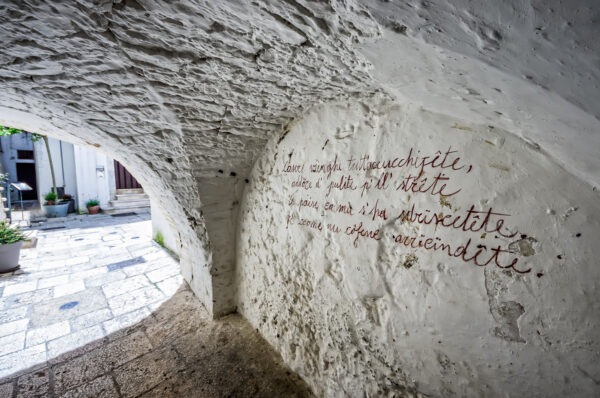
[[34, 138, 78, 203], [151, 198, 181, 255], [0, 0, 378, 317], [72, 144, 116, 210], [0, 1, 599, 394], [236, 98, 600, 397]]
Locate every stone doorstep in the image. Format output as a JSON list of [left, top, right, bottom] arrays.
[[102, 206, 150, 215], [116, 189, 143, 195], [115, 193, 149, 200], [22, 229, 38, 249], [109, 199, 150, 208]]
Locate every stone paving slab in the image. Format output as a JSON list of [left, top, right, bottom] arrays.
[[0, 213, 180, 379], [0, 285, 313, 397], [0, 213, 312, 397], [29, 288, 108, 328]]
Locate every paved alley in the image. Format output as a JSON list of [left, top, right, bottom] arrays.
[[0, 213, 311, 397]]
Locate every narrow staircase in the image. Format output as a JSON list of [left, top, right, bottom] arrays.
[[103, 188, 150, 215]]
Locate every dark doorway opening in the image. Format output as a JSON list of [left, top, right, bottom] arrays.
[[114, 160, 142, 190], [16, 163, 38, 200]]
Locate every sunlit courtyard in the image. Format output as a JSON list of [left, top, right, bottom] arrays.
[[0, 213, 181, 376]]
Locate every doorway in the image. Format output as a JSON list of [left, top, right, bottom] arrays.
[[15, 162, 37, 200], [114, 160, 142, 190]]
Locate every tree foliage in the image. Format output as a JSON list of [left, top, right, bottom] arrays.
[[0, 125, 43, 142], [0, 125, 57, 194]]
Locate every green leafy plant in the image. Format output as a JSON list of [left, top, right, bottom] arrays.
[[85, 199, 100, 207], [0, 173, 7, 183], [154, 231, 165, 248], [44, 191, 58, 205], [0, 221, 27, 245]]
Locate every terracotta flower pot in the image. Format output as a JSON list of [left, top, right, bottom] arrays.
[[0, 241, 23, 273], [87, 205, 100, 215]]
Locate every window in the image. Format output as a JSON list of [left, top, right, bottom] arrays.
[[17, 150, 34, 160]]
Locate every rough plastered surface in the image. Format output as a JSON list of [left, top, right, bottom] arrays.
[[0, 0, 599, 394], [0, 0, 379, 316], [236, 98, 600, 397]]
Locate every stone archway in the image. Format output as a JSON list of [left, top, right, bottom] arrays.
[[0, 104, 224, 314], [0, 0, 379, 316], [2, 1, 600, 396]]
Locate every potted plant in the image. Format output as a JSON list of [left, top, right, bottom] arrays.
[[0, 221, 26, 273], [86, 199, 100, 215], [43, 191, 69, 218], [61, 194, 75, 213]]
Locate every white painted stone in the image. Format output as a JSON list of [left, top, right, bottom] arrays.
[[53, 280, 85, 298], [47, 325, 104, 358], [37, 275, 69, 289], [73, 144, 116, 210], [2, 281, 37, 297], [102, 308, 151, 335], [26, 321, 70, 347], [0, 343, 46, 379], [0, 318, 29, 338], [156, 275, 184, 297], [69, 267, 107, 282], [102, 274, 151, 298], [145, 266, 179, 284], [237, 99, 600, 397], [0, 331, 25, 356], [107, 286, 164, 317], [65, 256, 90, 266], [84, 270, 126, 288], [0, 0, 378, 317], [70, 308, 113, 332], [0, 307, 29, 323], [151, 198, 181, 256], [33, 137, 78, 205], [0, 1, 598, 394]]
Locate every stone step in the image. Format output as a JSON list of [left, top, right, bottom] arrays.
[[22, 229, 38, 249], [116, 188, 143, 195], [102, 204, 150, 215], [115, 193, 148, 200], [109, 199, 150, 208]]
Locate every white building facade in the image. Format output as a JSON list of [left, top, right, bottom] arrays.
[[1, 133, 180, 255], [1, 133, 116, 211]]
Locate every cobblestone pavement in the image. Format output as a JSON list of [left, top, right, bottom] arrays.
[[0, 213, 312, 397]]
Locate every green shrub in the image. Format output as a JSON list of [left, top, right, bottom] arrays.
[[85, 199, 100, 207], [154, 231, 165, 248], [44, 191, 58, 203], [0, 221, 27, 245]]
